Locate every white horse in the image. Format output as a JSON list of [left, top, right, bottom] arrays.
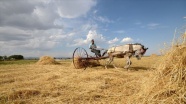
[[105, 43, 148, 69]]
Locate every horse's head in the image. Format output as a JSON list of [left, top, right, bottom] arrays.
[[134, 44, 148, 60]]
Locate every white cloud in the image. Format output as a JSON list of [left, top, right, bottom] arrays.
[[93, 10, 113, 23], [49, 34, 67, 40], [148, 23, 159, 27], [32, 5, 58, 24], [95, 16, 112, 23], [121, 37, 133, 43], [0, 0, 96, 29], [81, 23, 98, 31], [146, 23, 162, 29], [24, 38, 56, 50], [70, 30, 105, 46], [108, 37, 119, 44], [48, 29, 67, 40], [0, 26, 30, 36], [184, 16, 186, 19], [135, 22, 142, 25], [56, 0, 96, 18], [93, 10, 98, 14], [114, 30, 125, 34], [0, 28, 60, 50], [86, 30, 105, 42], [0, 0, 98, 57]]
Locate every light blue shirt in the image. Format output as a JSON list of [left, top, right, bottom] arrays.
[[89, 43, 97, 49]]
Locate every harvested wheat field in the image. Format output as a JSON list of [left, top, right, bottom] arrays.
[[150, 54, 158, 57], [0, 46, 185, 104], [0, 57, 158, 104]]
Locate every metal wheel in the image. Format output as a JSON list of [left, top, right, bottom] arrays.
[[72, 47, 88, 70]]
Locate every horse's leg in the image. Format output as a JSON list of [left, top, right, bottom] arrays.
[[124, 56, 131, 69], [109, 56, 117, 69], [105, 58, 109, 69], [105, 55, 109, 69], [105, 54, 117, 69], [105, 55, 112, 69]]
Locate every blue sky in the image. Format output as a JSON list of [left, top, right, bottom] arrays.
[[0, 0, 186, 57]]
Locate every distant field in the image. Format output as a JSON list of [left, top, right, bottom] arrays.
[[0, 60, 38, 65], [0, 56, 162, 104]]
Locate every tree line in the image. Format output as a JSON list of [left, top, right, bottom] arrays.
[[0, 55, 24, 60]]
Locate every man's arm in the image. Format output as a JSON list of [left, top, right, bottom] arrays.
[[89, 44, 92, 49]]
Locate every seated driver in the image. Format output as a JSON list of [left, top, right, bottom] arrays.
[[89, 39, 101, 57]]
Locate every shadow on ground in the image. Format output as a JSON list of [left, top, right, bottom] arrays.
[[128, 66, 149, 71]]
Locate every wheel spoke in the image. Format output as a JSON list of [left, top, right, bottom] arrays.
[[73, 47, 88, 69]]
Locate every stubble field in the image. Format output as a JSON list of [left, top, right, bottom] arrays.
[[0, 56, 162, 104]]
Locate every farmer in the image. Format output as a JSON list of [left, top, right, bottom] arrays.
[[89, 39, 101, 57]]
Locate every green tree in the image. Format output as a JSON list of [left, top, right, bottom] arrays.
[[8, 55, 24, 60], [3, 56, 8, 60], [0, 56, 3, 60]]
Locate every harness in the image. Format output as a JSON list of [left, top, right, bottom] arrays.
[[107, 43, 146, 59], [110, 44, 136, 57], [129, 44, 133, 52]]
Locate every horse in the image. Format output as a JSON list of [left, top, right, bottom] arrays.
[[105, 43, 148, 69]]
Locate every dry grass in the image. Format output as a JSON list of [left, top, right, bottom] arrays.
[[133, 45, 186, 104], [36, 56, 59, 65], [1, 35, 185, 103], [150, 54, 158, 57], [130, 35, 186, 103], [73, 56, 85, 69], [73, 57, 101, 69], [0, 56, 160, 104]]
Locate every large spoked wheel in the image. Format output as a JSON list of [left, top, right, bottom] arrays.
[[73, 47, 89, 70]]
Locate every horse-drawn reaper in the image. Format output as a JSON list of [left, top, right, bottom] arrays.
[[72, 43, 148, 70]]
